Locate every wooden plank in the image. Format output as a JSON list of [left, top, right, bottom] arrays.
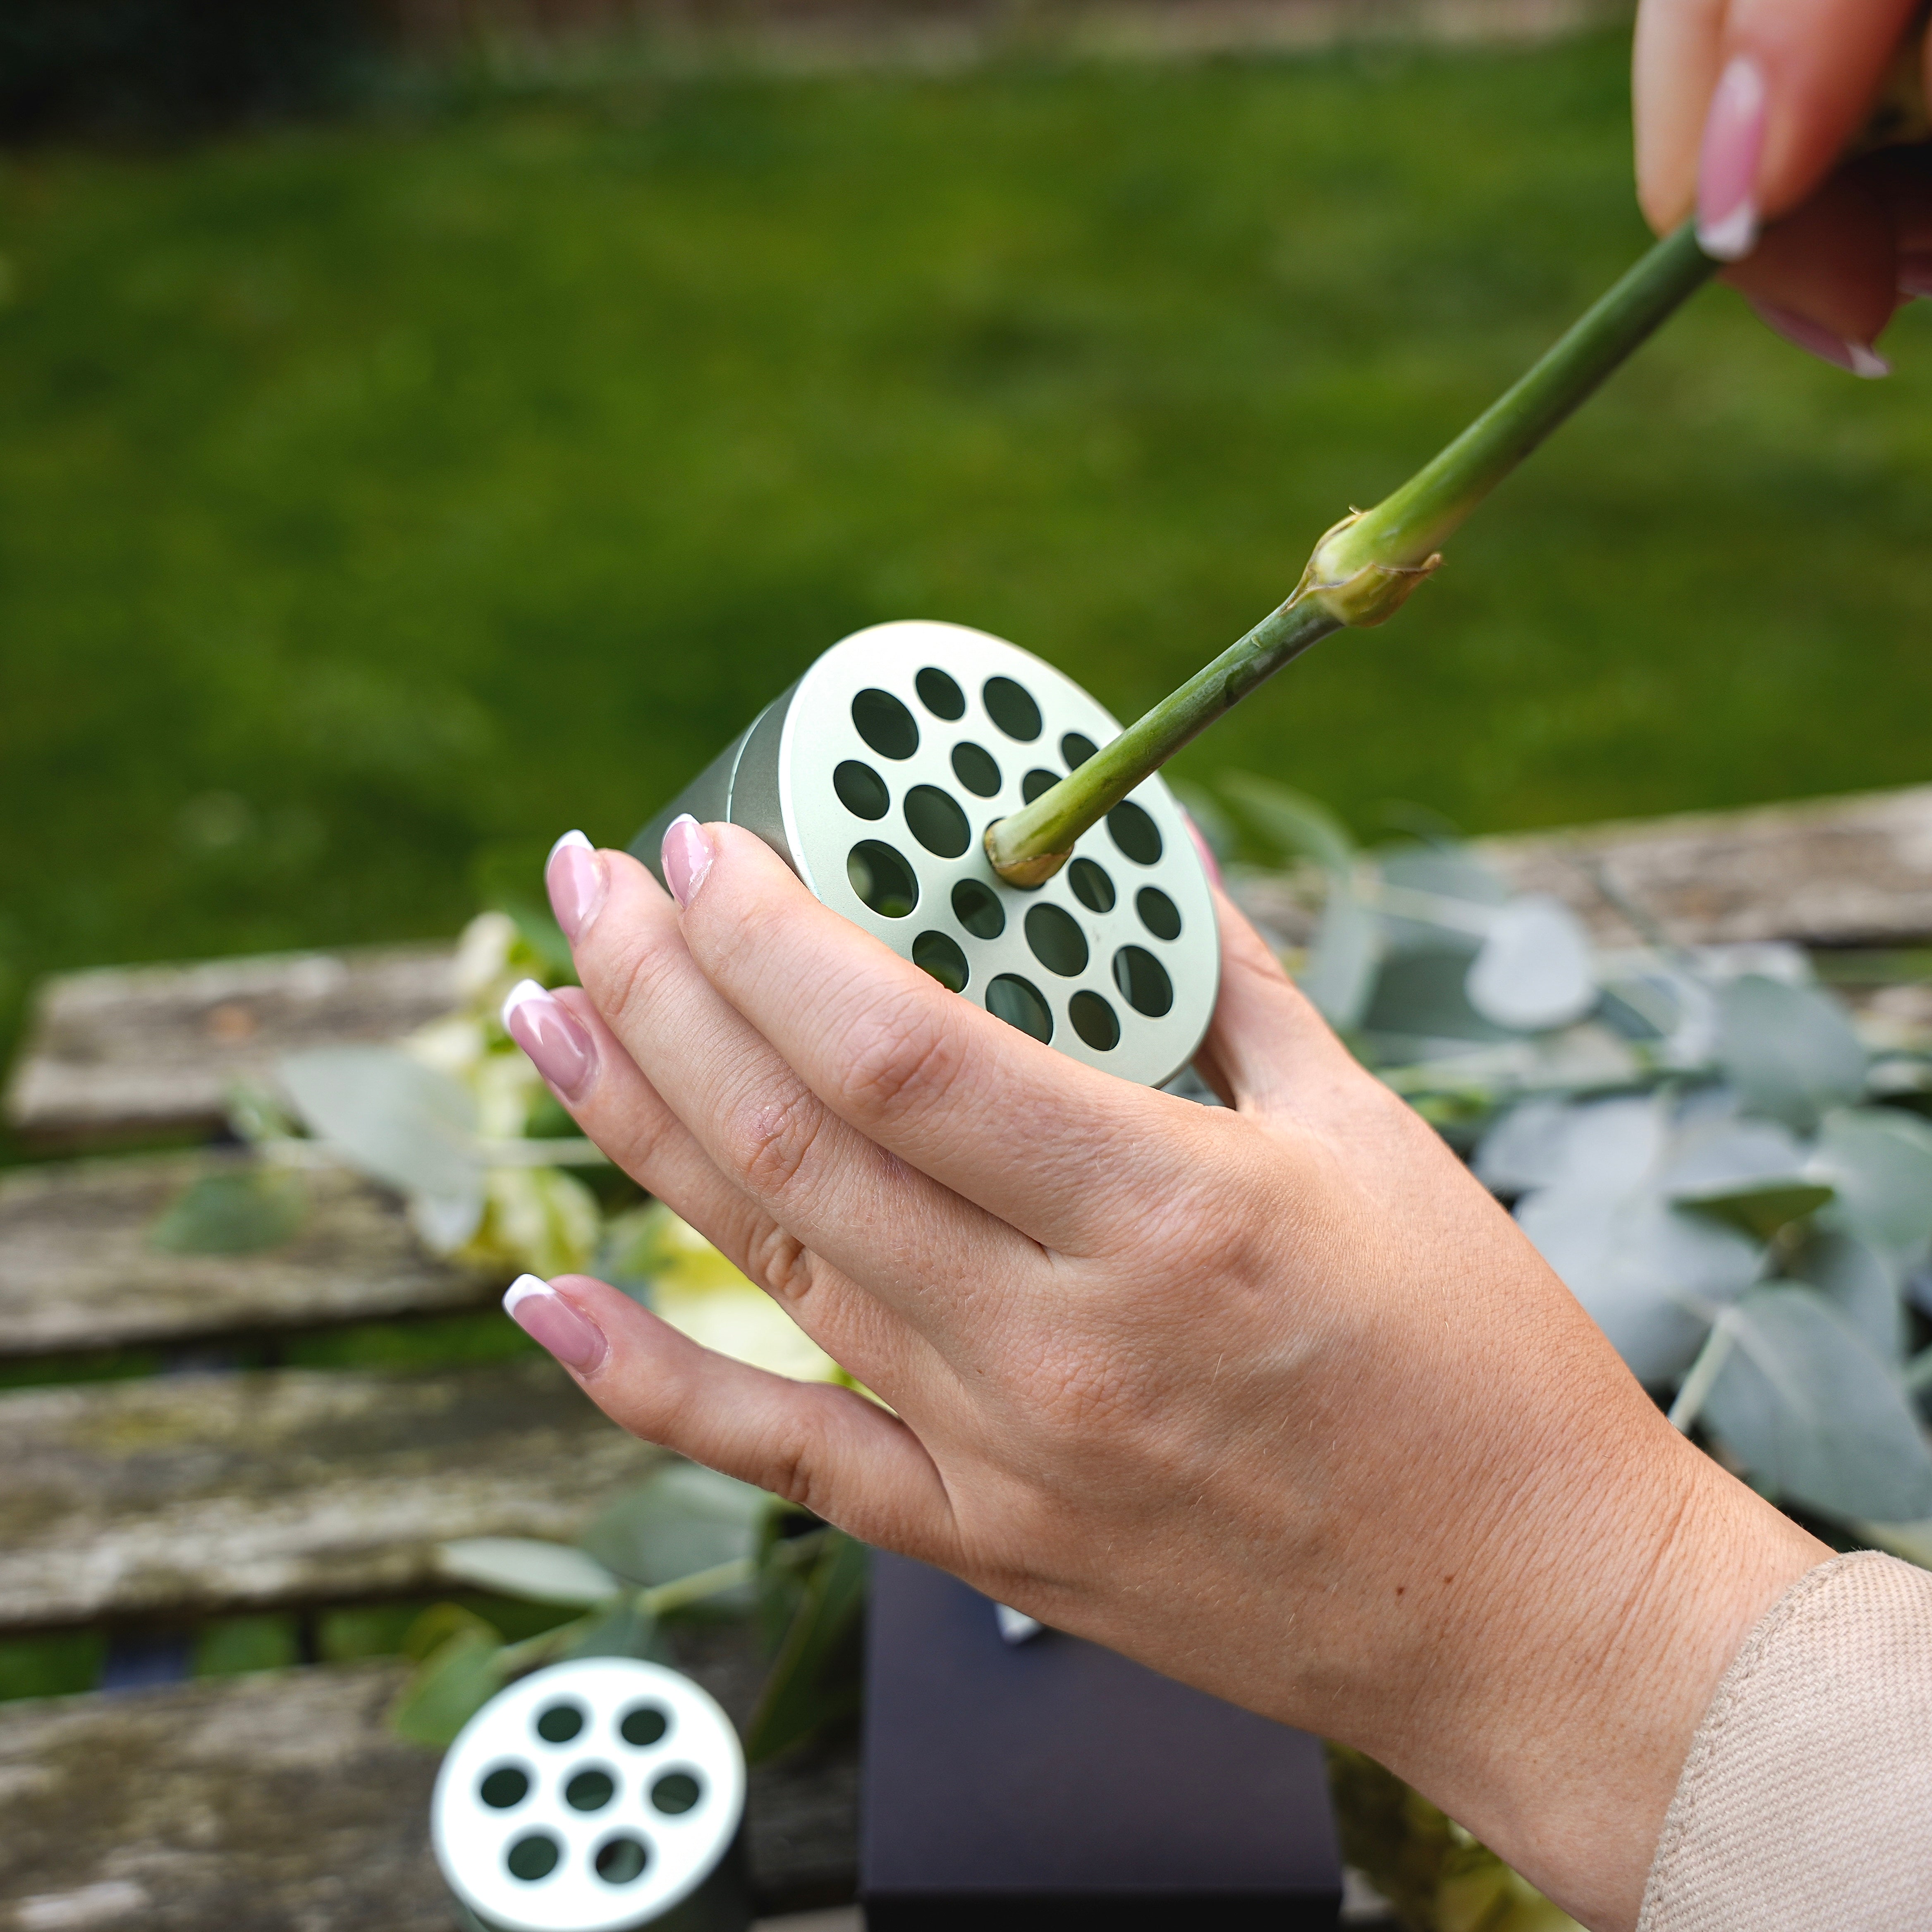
[[0, 1151, 506, 1358], [4, 944, 459, 1148], [1231, 783, 1932, 952], [0, 1655, 858, 1931], [0, 1359, 662, 1628]]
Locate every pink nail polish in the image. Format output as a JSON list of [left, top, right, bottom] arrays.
[[501, 979, 597, 1100], [1697, 55, 1767, 261], [1900, 251, 1932, 301], [661, 814, 713, 909], [1748, 300, 1891, 378], [504, 1274, 607, 1373], [546, 830, 607, 944]]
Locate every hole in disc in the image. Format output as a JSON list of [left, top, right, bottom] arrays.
[[904, 784, 971, 858], [1107, 801, 1162, 865], [951, 741, 1001, 797], [1024, 903, 1088, 977], [479, 1767, 529, 1810], [507, 1834, 560, 1882], [951, 878, 1005, 940], [1021, 768, 1058, 805], [1136, 885, 1181, 940], [566, 1769, 616, 1812], [852, 688, 919, 760], [983, 677, 1042, 742], [620, 1705, 669, 1748], [1069, 858, 1115, 913], [833, 760, 888, 820], [913, 930, 970, 992], [1069, 990, 1121, 1050], [591, 1832, 653, 1878], [596, 1837, 651, 1886], [986, 975, 1053, 1042], [1113, 945, 1174, 1017], [849, 841, 919, 918], [652, 1772, 703, 1816], [916, 667, 965, 720], [536, 1703, 584, 1744], [1061, 731, 1098, 769]]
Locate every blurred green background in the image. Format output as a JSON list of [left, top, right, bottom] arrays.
[[3, 27, 1930, 1084]]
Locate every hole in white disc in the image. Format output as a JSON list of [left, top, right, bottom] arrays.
[[652, 1772, 703, 1816], [1107, 801, 1162, 865], [479, 1767, 529, 1810], [849, 842, 919, 918], [951, 741, 1001, 796], [535, 1703, 584, 1744], [1061, 731, 1098, 768], [507, 1834, 560, 1882], [986, 975, 1053, 1042], [1021, 768, 1058, 804], [905, 784, 970, 858], [983, 677, 1041, 742], [852, 688, 919, 760], [834, 760, 888, 820], [1136, 885, 1181, 940], [916, 667, 965, 720], [1069, 990, 1120, 1050], [951, 879, 1005, 940], [566, 1768, 615, 1812], [913, 930, 970, 992], [1113, 945, 1174, 1017], [1069, 858, 1115, 913], [1024, 903, 1088, 977], [595, 1837, 651, 1886], [619, 1704, 669, 1747]]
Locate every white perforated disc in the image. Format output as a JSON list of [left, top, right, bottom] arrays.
[[432, 1658, 745, 1932], [779, 621, 1219, 1089]]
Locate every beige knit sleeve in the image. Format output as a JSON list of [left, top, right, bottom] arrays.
[[1638, 1549, 1932, 1932]]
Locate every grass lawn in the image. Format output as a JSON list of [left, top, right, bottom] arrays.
[[2, 31, 1929, 1074]]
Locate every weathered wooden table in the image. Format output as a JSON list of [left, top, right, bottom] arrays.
[[2, 782, 1929, 1931]]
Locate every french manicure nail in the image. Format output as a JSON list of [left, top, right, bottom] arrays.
[[1900, 250, 1932, 301], [501, 978, 597, 1100], [546, 830, 607, 944], [1697, 55, 1767, 261], [504, 1274, 607, 1373], [1748, 300, 1891, 378], [661, 814, 713, 909]]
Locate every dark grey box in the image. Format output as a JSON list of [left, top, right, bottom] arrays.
[[861, 1551, 1343, 1931]]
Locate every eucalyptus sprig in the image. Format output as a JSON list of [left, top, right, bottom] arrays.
[[985, 222, 1717, 885]]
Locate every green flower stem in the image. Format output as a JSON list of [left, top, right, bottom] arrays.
[[985, 220, 1717, 885]]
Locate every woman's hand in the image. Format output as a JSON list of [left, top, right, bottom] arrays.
[[509, 823, 1827, 1928], [1634, 0, 1932, 373]]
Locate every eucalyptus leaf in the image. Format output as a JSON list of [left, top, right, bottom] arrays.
[[1376, 844, 1509, 906], [1549, 1094, 1669, 1196], [558, 1595, 667, 1663], [1300, 886, 1381, 1031], [1472, 1097, 1573, 1195], [1516, 1188, 1760, 1384], [1702, 1285, 1932, 1522], [436, 1537, 624, 1608], [148, 1167, 307, 1255], [278, 1045, 483, 1203], [1219, 772, 1354, 876], [1664, 1116, 1834, 1243], [1808, 1107, 1932, 1253], [1787, 1229, 1907, 1365], [389, 1619, 509, 1748], [581, 1464, 773, 1592], [745, 1530, 869, 1765], [1715, 975, 1866, 1131], [1464, 896, 1597, 1033], [1673, 1181, 1834, 1243], [1364, 949, 1516, 1047]]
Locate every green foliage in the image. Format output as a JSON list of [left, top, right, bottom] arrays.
[[146, 1166, 307, 1254], [745, 1530, 868, 1765], [5, 38, 1931, 1095]]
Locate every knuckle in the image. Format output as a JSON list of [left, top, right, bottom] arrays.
[[743, 1219, 818, 1306], [839, 994, 958, 1123], [729, 1081, 829, 1203], [754, 1416, 827, 1514]]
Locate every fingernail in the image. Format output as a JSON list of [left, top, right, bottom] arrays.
[[504, 1274, 607, 1373], [1696, 55, 1767, 261], [661, 814, 713, 909], [1900, 250, 1932, 301], [1748, 300, 1891, 378], [546, 830, 607, 944], [501, 979, 597, 1100]]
